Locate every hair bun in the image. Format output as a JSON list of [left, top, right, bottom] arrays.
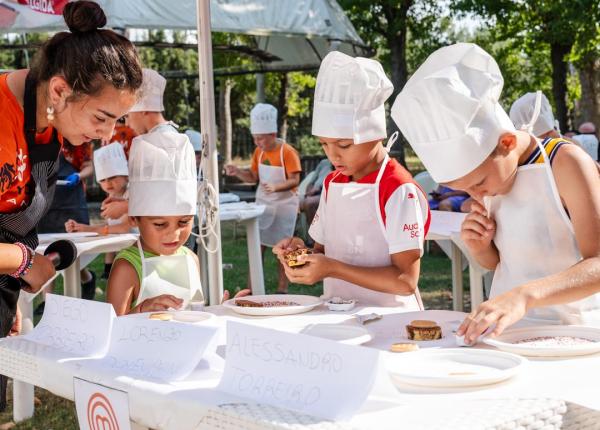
[[63, 1, 107, 34]]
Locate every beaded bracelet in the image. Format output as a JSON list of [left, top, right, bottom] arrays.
[[10, 242, 33, 278], [20, 246, 34, 278]]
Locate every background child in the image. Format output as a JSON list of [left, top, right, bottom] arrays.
[[65, 142, 131, 278], [391, 43, 600, 342], [225, 103, 301, 293], [274, 51, 430, 308]]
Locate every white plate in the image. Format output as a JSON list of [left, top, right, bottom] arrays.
[[222, 294, 322, 316], [39, 232, 99, 243], [300, 324, 372, 345], [483, 325, 600, 357], [124, 311, 214, 324], [386, 348, 526, 388]]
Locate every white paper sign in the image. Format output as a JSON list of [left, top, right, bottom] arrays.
[[218, 321, 381, 420], [92, 316, 217, 381], [428, 210, 466, 237], [24, 294, 115, 356], [74, 377, 131, 430]]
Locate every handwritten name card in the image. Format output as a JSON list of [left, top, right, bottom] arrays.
[[24, 294, 115, 357], [218, 321, 382, 420], [93, 316, 217, 381]]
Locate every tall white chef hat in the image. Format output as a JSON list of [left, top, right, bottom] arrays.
[[128, 131, 197, 216], [312, 51, 393, 144], [250, 103, 278, 134], [391, 43, 516, 183], [509, 92, 556, 137], [130, 68, 167, 113], [94, 142, 128, 182]]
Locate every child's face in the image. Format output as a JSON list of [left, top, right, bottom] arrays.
[[318, 137, 380, 179], [99, 175, 128, 196], [252, 133, 277, 151], [444, 133, 521, 201], [133, 215, 194, 255]]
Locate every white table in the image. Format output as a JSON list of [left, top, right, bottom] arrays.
[[11, 233, 138, 421], [219, 202, 266, 296], [426, 211, 489, 312], [2, 306, 597, 428]]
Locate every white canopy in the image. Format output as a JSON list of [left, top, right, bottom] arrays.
[[0, 0, 368, 69]]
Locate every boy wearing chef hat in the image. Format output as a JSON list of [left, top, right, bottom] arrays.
[[225, 103, 302, 294], [127, 68, 179, 136], [509, 91, 561, 140], [274, 51, 430, 308], [391, 43, 600, 342], [65, 142, 132, 277], [106, 132, 248, 315]]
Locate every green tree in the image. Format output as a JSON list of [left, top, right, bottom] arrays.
[[452, 0, 600, 131]]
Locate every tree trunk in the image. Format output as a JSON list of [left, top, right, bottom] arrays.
[[576, 56, 600, 129], [384, 1, 412, 168], [550, 43, 572, 132], [218, 79, 233, 164], [277, 73, 289, 141]]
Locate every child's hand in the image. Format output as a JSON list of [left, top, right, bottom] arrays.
[[65, 219, 86, 233], [221, 288, 251, 303], [461, 200, 496, 254], [282, 253, 330, 285], [140, 294, 183, 312], [261, 182, 277, 193], [457, 288, 529, 344], [101, 196, 128, 219], [273, 237, 306, 264]]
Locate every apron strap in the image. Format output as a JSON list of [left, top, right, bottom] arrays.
[[521, 90, 542, 134], [374, 131, 398, 183], [136, 240, 147, 280]]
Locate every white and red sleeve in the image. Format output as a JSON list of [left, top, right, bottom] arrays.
[[384, 182, 428, 255], [308, 189, 327, 245]]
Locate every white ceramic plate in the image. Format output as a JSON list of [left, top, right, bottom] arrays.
[[39, 232, 99, 243], [483, 325, 600, 357], [386, 348, 526, 388], [300, 324, 372, 345], [222, 294, 322, 316], [124, 311, 214, 324]]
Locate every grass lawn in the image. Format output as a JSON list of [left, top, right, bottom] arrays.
[[0, 223, 470, 429]]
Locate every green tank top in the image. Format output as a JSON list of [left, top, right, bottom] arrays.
[[114, 245, 193, 284]]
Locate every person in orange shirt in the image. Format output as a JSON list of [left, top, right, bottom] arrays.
[[105, 117, 137, 158], [225, 104, 301, 293], [0, 0, 142, 363]]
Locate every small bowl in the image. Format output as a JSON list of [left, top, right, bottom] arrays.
[[326, 299, 356, 311]]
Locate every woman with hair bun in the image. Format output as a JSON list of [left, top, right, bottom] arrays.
[[0, 1, 142, 343]]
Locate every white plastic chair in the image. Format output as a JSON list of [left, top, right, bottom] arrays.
[[413, 171, 438, 196], [296, 171, 317, 239]]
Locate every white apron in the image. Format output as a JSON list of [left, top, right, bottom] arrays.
[[255, 142, 299, 247], [134, 241, 202, 308], [487, 93, 600, 324], [322, 142, 423, 309]]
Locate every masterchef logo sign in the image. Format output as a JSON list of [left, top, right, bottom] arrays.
[[88, 393, 120, 430], [17, 0, 68, 15]]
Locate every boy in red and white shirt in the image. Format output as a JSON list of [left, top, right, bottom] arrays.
[[274, 52, 430, 308]]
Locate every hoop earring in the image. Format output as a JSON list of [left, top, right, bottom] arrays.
[[46, 106, 55, 122]]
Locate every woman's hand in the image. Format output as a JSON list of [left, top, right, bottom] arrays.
[[457, 287, 530, 344], [282, 253, 331, 285], [224, 165, 239, 176], [461, 200, 496, 254], [139, 294, 183, 312], [20, 253, 56, 294]]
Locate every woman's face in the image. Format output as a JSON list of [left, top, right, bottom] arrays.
[[133, 215, 194, 256], [52, 82, 137, 146]]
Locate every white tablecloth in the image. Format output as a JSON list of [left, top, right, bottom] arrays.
[[1, 307, 598, 429]]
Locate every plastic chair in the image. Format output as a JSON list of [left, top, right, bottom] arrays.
[[296, 171, 316, 240], [413, 171, 438, 196]]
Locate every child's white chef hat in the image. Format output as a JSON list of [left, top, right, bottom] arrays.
[[128, 131, 197, 216], [312, 51, 393, 144], [250, 103, 278, 134], [510, 91, 556, 137], [94, 142, 128, 182], [391, 43, 515, 183], [130, 68, 167, 113]]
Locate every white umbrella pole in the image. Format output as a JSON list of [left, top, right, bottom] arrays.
[[196, 0, 223, 304]]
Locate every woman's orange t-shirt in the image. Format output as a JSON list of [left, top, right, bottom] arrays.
[[0, 73, 61, 213]]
